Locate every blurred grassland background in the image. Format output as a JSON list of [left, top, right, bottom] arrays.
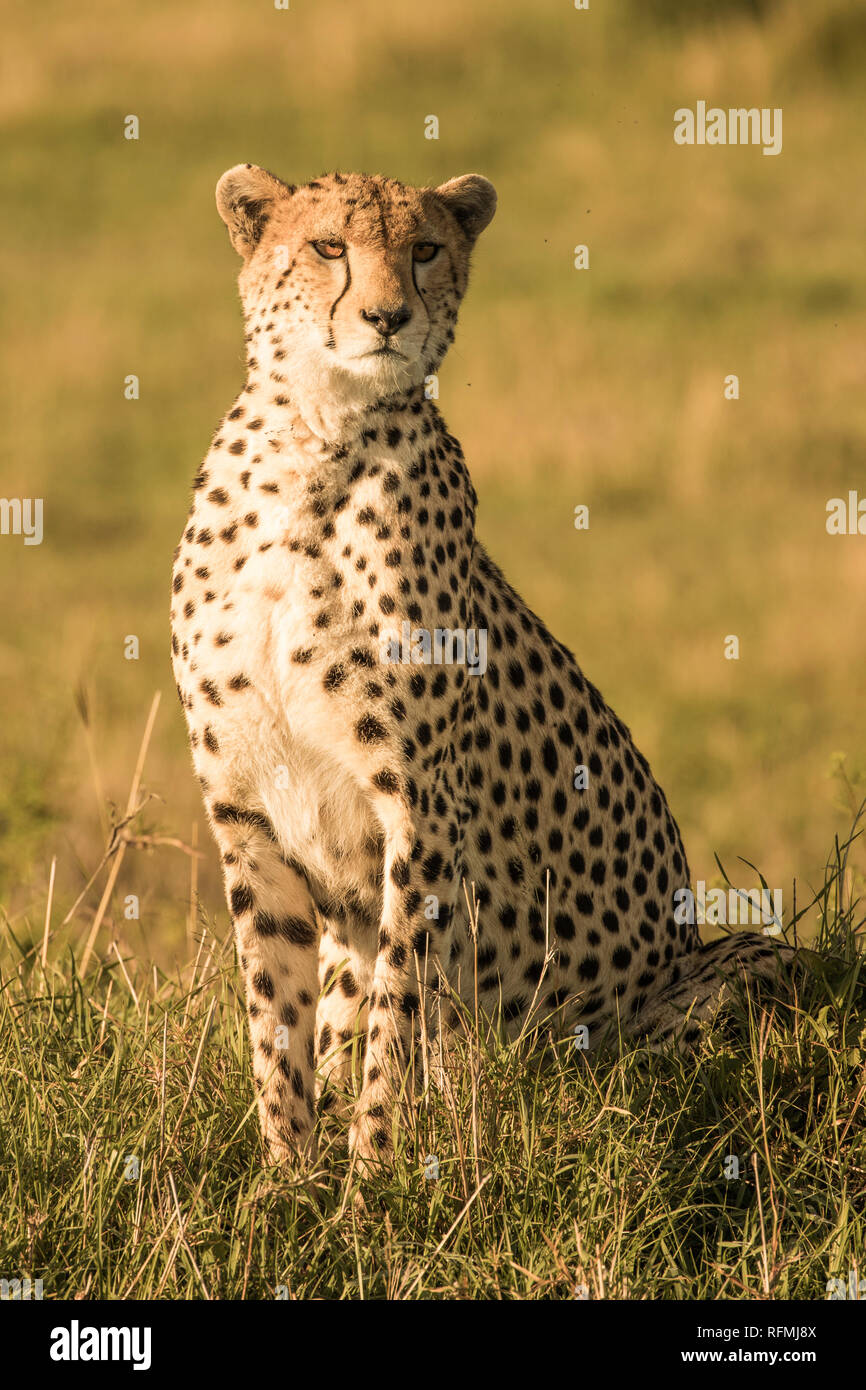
[[1, 0, 865, 965]]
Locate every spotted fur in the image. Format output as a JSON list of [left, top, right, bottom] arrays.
[[171, 164, 791, 1166]]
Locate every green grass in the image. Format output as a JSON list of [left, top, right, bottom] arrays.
[[2, 813, 863, 1300]]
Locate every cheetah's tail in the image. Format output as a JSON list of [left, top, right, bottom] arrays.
[[627, 931, 796, 1050]]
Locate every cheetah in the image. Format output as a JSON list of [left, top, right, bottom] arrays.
[[170, 164, 791, 1166]]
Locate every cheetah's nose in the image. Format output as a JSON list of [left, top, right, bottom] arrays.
[[360, 304, 412, 336]]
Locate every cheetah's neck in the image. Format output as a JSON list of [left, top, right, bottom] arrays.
[[240, 367, 431, 453]]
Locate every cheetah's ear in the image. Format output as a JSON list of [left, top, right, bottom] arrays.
[[434, 174, 497, 243], [216, 163, 292, 259]]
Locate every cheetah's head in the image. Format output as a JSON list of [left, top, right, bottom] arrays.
[[216, 165, 496, 428]]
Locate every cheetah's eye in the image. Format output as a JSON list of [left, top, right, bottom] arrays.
[[311, 241, 346, 259], [412, 243, 440, 263]]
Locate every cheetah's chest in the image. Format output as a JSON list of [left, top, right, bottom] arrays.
[[170, 475, 397, 886], [175, 515, 369, 771]]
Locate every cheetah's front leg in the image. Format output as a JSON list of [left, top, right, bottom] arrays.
[[314, 917, 372, 1115], [348, 831, 457, 1166], [208, 800, 320, 1164]]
